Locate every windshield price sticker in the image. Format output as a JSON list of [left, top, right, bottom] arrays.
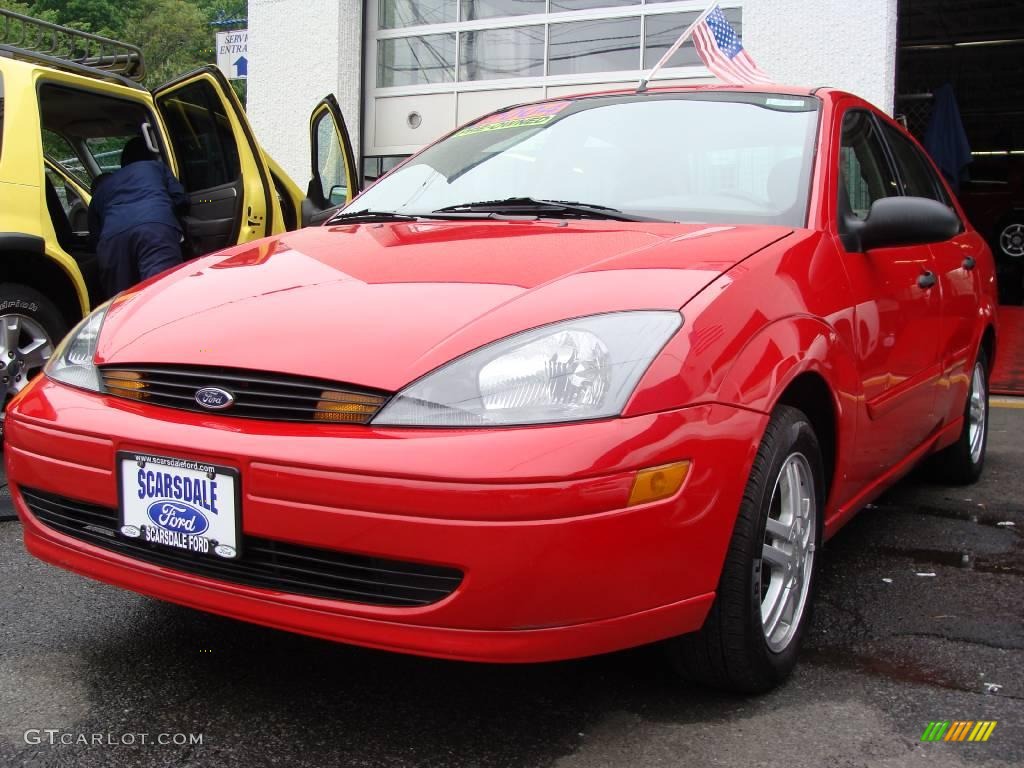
[[456, 101, 572, 137]]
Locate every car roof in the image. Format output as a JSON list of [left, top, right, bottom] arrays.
[[0, 44, 145, 90], [541, 83, 858, 106]]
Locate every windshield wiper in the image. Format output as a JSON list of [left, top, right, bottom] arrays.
[[433, 197, 661, 222], [325, 209, 423, 225], [326, 208, 525, 225]]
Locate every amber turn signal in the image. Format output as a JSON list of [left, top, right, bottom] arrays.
[[627, 461, 690, 506], [101, 370, 148, 400]]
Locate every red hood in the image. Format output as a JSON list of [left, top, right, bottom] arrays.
[[96, 220, 792, 391]]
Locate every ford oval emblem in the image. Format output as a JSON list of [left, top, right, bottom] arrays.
[[195, 386, 235, 410], [146, 500, 209, 536]]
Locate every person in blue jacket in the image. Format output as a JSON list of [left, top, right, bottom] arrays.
[[88, 137, 189, 298]]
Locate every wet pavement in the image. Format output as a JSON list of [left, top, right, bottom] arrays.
[[1, 403, 1021, 767]]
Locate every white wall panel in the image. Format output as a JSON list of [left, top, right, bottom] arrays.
[[744, 0, 898, 114], [248, 0, 364, 186], [374, 93, 457, 151]]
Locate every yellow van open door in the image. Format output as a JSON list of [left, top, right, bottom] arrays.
[[303, 94, 360, 226], [153, 66, 284, 255]]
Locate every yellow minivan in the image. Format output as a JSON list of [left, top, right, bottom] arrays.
[[0, 9, 360, 429]]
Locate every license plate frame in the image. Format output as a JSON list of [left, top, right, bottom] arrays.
[[117, 451, 242, 560]]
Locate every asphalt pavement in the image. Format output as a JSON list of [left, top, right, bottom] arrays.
[[1, 404, 1022, 768]]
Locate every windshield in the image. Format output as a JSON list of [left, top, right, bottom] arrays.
[[352, 92, 820, 227]]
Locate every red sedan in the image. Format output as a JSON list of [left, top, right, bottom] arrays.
[[5, 86, 997, 693]]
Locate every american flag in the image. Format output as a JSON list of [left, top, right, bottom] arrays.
[[693, 6, 772, 85]]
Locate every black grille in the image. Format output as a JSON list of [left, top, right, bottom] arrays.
[[23, 488, 462, 608], [99, 365, 390, 424]]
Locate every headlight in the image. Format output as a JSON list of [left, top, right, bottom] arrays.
[[373, 311, 682, 426], [45, 302, 111, 393]]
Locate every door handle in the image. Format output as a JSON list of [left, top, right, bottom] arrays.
[[917, 270, 937, 289], [962, 256, 976, 270]]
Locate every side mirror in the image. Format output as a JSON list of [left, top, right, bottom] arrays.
[[843, 196, 960, 253], [329, 185, 347, 206]]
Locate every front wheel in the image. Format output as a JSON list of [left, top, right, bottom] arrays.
[[0, 283, 66, 443], [666, 405, 824, 693]]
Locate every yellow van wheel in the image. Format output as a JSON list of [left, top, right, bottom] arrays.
[[0, 283, 67, 446]]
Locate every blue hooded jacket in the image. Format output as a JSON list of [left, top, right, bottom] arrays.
[[88, 140, 188, 242]]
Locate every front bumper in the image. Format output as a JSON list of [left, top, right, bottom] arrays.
[[6, 377, 766, 662]]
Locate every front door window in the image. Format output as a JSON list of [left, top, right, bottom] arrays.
[[313, 110, 347, 206]]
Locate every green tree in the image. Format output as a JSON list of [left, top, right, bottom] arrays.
[[198, 1, 246, 25], [24, 0, 127, 36], [3, 0, 248, 101], [123, 0, 208, 86], [0, 0, 46, 17]]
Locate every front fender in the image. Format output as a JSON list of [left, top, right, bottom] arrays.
[[714, 315, 859, 416], [625, 307, 863, 513]]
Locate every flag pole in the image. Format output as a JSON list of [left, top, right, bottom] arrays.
[[636, 1, 717, 93]]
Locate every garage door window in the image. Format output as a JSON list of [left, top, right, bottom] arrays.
[[460, 26, 544, 80], [462, 0, 545, 20], [548, 17, 641, 75], [551, 0, 639, 10], [378, 34, 456, 87], [373, 1, 745, 87], [644, 7, 742, 68], [381, 0, 457, 28]]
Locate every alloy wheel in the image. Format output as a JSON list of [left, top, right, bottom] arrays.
[[759, 452, 817, 653], [968, 361, 987, 465], [0, 313, 54, 400], [1000, 222, 1024, 258]]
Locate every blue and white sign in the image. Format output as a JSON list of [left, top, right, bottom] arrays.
[[120, 453, 239, 559], [216, 29, 248, 81]]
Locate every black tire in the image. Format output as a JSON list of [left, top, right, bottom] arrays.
[[0, 283, 68, 448], [930, 349, 989, 486], [996, 217, 1024, 261], [666, 405, 825, 693], [994, 218, 1024, 304]]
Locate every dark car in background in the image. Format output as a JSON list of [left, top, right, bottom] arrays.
[[957, 156, 1024, 304]]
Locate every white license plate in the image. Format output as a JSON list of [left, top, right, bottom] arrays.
[[118, 452, 240, 560]]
